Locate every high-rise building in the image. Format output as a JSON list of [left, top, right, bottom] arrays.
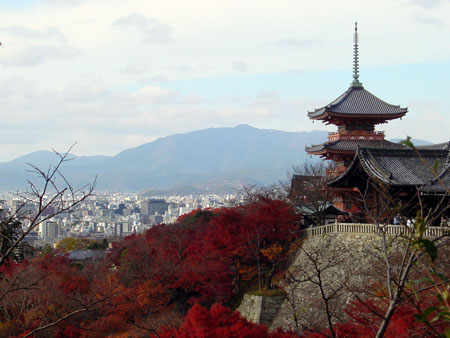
[[40, 221, 62, 239], [140, 199, 169, 216]]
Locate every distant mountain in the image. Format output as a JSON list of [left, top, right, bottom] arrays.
[[389, 138, 433, 146], [0, 125, 327, 193]]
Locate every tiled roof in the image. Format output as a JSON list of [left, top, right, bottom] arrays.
[[67, 250, 107, 260], [306, 139, 405, 154], [308, 86, 408, 119], [329, 147, 450, 193], [422, 166, 450, 192], [416, 142, 450, 150]]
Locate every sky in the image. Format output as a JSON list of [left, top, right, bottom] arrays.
[[0, 0, 449, 161]]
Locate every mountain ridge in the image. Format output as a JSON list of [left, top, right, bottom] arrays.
[[0, 125, 328, 193], [0, 126, 435, 193]]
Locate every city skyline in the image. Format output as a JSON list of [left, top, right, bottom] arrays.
[[0, 0, 449, 161]]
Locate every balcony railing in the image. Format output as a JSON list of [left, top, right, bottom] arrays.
[[328, 130, 385, 141], [300, 222, 447, 239]]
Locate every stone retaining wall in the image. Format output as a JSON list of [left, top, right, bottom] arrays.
[[238, 232, 449, 333], [270, 233, 403, 332], [237, 294, 284, 327]]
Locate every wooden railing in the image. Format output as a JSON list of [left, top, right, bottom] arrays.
[[300, 222, 448, 239], [328, 130, 385, 141]]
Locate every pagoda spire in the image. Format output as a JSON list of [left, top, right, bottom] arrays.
[[352, 22, 363, 87]]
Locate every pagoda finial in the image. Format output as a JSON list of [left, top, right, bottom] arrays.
[[352, 22, 362, 87]]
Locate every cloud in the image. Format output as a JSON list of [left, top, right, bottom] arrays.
[[146, 75, 169, 83], [112, 12, 173, 43], [43, 0, 86, 6], [0, 78, 35, 98], [175, 65, 194, 73], [143, 24, 173, 43], [122, 62, 151, 75], [0, 0, 448, 161], [386, 100, 449, 144], [214, 95, 249, 104], [0, 25, 78, 66], [287, 69, 305, 75], [274, 38, 320, 48], [257, 90, 279, 100], [415, 16, 444, 26], [180, 93, 209, 105], [112, 12, 155, 28], [133, 85, 178, 104], [136, 75, 170, 83], [58, 82, 110, 103], [0, 25, 41, 39], [233, 61, 248, 72], [1, 45, 80, 67], [408, 0, 445, 9], [0, 26, 67, 43]]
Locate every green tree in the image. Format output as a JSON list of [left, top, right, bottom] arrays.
[[56, 238, 93, 252], [87, 238, 109, 250], [0, 206, 22, 263]]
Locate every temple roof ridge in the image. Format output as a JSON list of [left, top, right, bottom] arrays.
[[328, 146, 450, 193], [305, 138, 405, 154], [308, 85, 408, 119], [307, 23, 407, 123]]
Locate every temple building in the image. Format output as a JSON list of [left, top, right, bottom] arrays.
[[294, 23, 450, 221], [306, 23, 407, 178], [328, 145, 450, 222]]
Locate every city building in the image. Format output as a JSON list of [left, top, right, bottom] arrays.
[[0, 191, 240, 245], [40, 220, 62, 239], [140, 199, 169, 216]]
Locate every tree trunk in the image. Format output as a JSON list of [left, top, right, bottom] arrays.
[[375, 301, 396, 338], [266, 264, 276, 290], [256, 254, 262, 291]]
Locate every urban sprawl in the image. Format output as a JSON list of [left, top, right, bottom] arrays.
[[1, 193, 240, 247]]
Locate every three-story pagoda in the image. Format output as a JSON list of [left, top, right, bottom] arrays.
[[306, 23, 408, 177]]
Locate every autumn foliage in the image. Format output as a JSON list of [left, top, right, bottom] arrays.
[[301, 290, 449, 338], [108, 198, 298, 307], [157, 303, 296, 338], [1, 197, 445, 337], [0, 198, 300, 337]]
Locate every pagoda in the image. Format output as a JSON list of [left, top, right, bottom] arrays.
[[306, 23, 408, 177]]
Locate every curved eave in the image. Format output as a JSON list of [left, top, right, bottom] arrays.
[[306, 149, 326, 156], [308, 110, 406, 122], [306, 146, 356, 156], [328, 111, 406, 120], [327, 153, 360, 186], [328, 148, 392, 187], [305, 144, 325, 153], [307, 85, 408, 121], [305, 148, 328, 157], [307, 109, 327, 119], [357, 149, 392, 185]]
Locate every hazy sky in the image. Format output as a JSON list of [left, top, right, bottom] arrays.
[[0, 0, 449, 161]]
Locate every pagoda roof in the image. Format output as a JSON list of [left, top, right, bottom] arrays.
[[306, 139, 405, 154], [308, 85, 408, 121], [329, 145, 450, 193]]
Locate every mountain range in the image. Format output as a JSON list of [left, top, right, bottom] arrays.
[[0, 125, 434, 194], [0, 125, 329, 194]]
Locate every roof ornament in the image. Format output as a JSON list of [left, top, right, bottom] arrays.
[[352, 22, 363, 87]]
